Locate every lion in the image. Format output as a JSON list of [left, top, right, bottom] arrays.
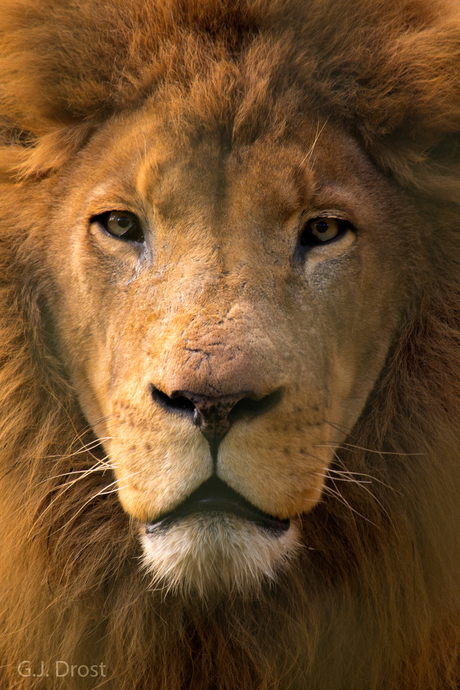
[[1, 0, 460, 687]]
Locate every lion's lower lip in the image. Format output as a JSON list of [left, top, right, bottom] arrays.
[[145, 477, 290, 534]]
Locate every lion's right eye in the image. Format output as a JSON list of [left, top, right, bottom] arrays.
[[99, 211, 145, 243], [299, 216, 350, 250]]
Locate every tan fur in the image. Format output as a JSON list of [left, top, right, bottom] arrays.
[[1, 0, 460, 687]]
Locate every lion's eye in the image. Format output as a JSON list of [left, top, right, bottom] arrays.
[[102, 211, 144, 243], [299, 217, 347, 248]]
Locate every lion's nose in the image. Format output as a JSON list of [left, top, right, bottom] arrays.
[[150, 385, 282, 454]]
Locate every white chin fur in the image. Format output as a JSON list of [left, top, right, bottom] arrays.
[[140, 513, 302, 598]]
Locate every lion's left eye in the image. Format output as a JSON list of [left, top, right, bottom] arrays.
[[99, 211, 145, 243], [300, 217, 348, 248]]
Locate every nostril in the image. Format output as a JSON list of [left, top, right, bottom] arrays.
[[150, 385, 195, 413], [150, 384, 283, 440], [228, 389, 283, 423], [150, 384, 282, 459]]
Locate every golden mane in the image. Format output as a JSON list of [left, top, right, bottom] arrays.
[[1, 0, 460, 688]]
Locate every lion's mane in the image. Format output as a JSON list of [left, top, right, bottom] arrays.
[[1, 0, 460, 688]]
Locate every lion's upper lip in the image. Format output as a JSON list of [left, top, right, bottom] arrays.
[[145, 476, 290, 534]]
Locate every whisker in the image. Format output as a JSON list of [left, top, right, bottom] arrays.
[[39, 459, 112, 488], [324, 420, 354, 435], [298, 117, 329, 166], [316, 469, 372, 485], [28, 458, 118, 535], [320, 483, 376, 525], [47, 472, 143, 534], [45, 437, 112, 461], [325, 450, 398, 529], [339, 442, 425, 457], [316, 444, 400, 493]]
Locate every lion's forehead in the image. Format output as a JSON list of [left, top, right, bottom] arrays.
[[87, 107, 376, 234]]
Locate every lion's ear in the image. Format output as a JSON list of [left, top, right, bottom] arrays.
[[303, 0, 460, 204], [368, 132, 460, 204], [0, 121, 93, 182]]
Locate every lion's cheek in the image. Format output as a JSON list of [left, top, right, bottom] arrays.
[[108, 423, 212, 523], [218, 424, 330, 518]]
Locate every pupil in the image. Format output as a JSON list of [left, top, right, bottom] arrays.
[[315, 221, 329, 234], [118, 217, 131, 229]]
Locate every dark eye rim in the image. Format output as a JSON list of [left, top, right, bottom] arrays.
[[298, 216, 353, 250], [92, 210, 145, 244]]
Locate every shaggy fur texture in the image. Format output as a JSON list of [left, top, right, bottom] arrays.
[[1, 0, 460, 688]]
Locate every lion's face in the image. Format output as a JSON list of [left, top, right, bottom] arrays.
[[44, 101, 411, 594]]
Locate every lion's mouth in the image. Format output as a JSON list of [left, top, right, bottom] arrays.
[[145, 476, 290, 535]]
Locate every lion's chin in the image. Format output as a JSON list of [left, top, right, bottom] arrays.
[[140, 514, 302, 598]]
